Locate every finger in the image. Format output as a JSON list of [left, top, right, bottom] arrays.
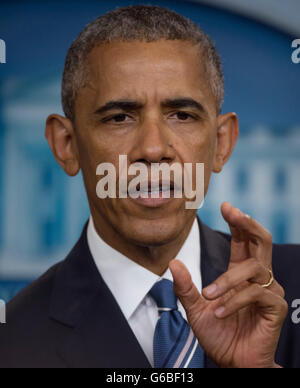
[[214, 283, 288, 322], [203, 258, 281, 300], [169, 259, 205, 314], [221, 202, 273, 265], [221, 202, 249, 243], [221, 202, 272, 246]]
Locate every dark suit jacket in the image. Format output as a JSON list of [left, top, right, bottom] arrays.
[[0, 218, 299, 368]]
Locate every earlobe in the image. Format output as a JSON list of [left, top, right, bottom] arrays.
[[45, 114, 80, 176], [213, 155, 223, 173], [213, 112, 239, 174]]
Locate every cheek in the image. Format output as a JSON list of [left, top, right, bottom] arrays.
[[182, 126, 216, 164], [202, 138, 218, 195], [75, 132, 105, 200], [77, 124, 114, 167], [77, 134, 129, 205], [182, 129, 216, 194], [77, 135, 96, 172]]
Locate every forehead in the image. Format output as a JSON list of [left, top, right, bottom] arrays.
[[81, 40, 215, 110]]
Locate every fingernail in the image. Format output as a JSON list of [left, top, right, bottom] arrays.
[[215, 306, 225, 317], [204, 283, 217, 296]]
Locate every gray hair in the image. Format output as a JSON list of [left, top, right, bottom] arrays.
[[62, 5, 224, 121]]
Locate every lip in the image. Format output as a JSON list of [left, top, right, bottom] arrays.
[[125, 179, 180, 208], [131, 189, 175, 208]]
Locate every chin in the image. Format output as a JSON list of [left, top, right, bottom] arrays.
[[123, 216, 184, 247]]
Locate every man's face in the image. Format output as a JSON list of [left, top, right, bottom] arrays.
[[74, 40, 220, 247]]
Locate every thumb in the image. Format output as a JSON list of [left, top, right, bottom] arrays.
[[169, 259, 205, 314]]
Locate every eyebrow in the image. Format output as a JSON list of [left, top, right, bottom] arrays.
[[162, 98, 206, 114], [94, 100, 143, 115], [94, 97, 206, 116]]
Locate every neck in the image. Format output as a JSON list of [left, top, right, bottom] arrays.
[[91, 209, 196, 276]]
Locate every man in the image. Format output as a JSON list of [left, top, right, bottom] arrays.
[[0, 5, 299, 368]]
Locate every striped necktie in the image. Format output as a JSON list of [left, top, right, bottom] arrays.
[[149, 279, 204, 368]]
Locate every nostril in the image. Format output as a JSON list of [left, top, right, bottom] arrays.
[[134, 157, 173, 165]]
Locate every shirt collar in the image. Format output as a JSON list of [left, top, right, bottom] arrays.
[[87, 216, 201, 320]]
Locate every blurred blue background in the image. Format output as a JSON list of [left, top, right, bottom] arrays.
[[0, 0, 299, 302]]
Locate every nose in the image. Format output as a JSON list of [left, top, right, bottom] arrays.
[[129, 117, 176, 165]]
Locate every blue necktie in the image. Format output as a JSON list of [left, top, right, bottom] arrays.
[[149, 279, 204, 368]]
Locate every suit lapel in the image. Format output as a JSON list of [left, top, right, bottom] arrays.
[[197, 217, 231, 368], [50, 225, 151, 368], [198, 218, 231, 288]]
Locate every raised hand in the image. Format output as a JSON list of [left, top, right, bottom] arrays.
[[169, 202, 288, 368]]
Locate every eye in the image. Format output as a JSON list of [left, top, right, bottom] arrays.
[[102, 113, 133, 123], [171, 111, 197, 121]]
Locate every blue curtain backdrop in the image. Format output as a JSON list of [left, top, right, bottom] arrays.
[[0, 0, 299, 302]]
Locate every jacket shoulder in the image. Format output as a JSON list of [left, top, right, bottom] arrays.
[[271, 244, 300, 368], [7, 261, 61, 318], [0, 224, 89, 368], [0, 261, 66, 368], [272, 244, 300, 294]]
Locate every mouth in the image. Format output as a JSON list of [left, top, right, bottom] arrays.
[[128, 180, 180, 208]]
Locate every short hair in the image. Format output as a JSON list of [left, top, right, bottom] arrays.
[[62, 5, 224, 121]]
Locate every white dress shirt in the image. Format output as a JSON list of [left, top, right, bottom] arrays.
[[87, 216, 202, 366]]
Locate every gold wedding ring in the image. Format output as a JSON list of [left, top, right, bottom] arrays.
[[261, 269, 274, 289]]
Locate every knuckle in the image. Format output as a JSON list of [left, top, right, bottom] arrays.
[[248, 258, 263, 277], [252, 258, 263, 273], [280, 299, 289, 317], [276, 283, 285, 299], [179, 282, 194, 298], [218, 273, 230, 291], [250, 283, 264, 297], [248, 257, 258, 267]]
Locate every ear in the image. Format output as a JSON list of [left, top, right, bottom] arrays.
[[45, 114, 80, 176], [213, 112, 239, 173]]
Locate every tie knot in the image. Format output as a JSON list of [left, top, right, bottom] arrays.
[[149, 279, 178, 311]]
